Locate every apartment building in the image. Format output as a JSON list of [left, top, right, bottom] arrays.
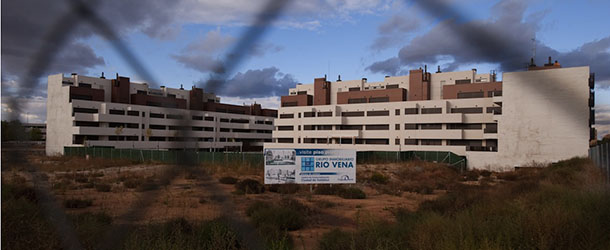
[[46, 73, 277, 155], [266, 59, 595, 170]]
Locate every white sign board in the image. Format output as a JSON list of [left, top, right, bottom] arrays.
[[264, 148, 356, 184]]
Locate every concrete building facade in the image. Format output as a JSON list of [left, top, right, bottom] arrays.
[[266, 60, 595, 170], [46, 73, 277, 155]]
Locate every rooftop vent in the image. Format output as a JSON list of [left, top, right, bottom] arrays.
[[362, 78, 367, 83], [337, 75, 342, 82], [436, 65, 441, 73], [100, 72, 105, 79]]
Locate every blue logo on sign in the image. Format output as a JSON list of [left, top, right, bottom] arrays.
[[301, 157, 314, 171]]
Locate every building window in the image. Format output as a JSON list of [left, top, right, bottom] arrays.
[[369, 96, 390, 103], [278, 126, 294, 131], [73, 107, 98, 115], [341, 111, 364, 117], [349, 87, 361, 91], [484, 123, 498, 133], [387, 84, 399, 89], [192, 116, 203, 120], [421, 108, 442, 114], [451, 107, 483, 114], [457, 91, 484, 99], [78, 83, 92, 88], [347, 98, 367, 104], [167, 114, 184, 119], [395, 109, 400, 115], [304, 138, 315, 143], [277, 138, 294, 143], [279, 113, 294, 119], [365, 139, 389, 145], [317, 111, 332, 117], [365, 124, 389, 130], [304, 125, 315, 130], [338, 125, 362, 130], [486, 106, 502, 114], [220, 128, 230, 132], [448, 123, 482, 130], [282, 102, 298, 107], [149, 125, 166, 130], [421, 139, 442, 145], [420, 124, 442, 130], [127, 110, 139, 116], [404, 108, 418, 115], [150, 113, 164, 118], [304, 111, 315, 117], [367, 110, 389, 116], [404, 124, 417, 130], [318, 125, 333, 130], [395, 124, 400, 130], [395, 138, 400, 145], [488, 90, 502, 97], [404, 139, 418, 145], [455, 79, 471, 84], [205, 116, 214, 121], [340, 138, 353, 144]]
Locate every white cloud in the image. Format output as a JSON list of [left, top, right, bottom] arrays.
[[1, 96, 47, 123]]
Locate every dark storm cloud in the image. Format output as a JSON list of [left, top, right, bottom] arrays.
[[172, 28, 283, 74], [370, 14, 420, 51], [366, 0, 610, 88], [201, 67, 297, 98]]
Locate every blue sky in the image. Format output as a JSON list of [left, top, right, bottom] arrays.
[[2, 0, 609, 136]]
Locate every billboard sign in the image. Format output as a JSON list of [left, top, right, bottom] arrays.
[[264, 148, 356, 184]]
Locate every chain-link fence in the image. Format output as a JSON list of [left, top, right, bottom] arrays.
[[589, 142, 610, 183], [64, 146, 263, 166], [357, 151, 466, 169]]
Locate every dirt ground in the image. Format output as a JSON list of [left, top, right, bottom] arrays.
[[3, 151, 449, 250]]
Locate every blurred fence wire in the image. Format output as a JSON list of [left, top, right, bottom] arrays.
[[3, 0, 599, 249]]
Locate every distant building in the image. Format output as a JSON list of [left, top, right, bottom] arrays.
[[23, 123, 47, 141], [46, 73, 277, 155], [266, 58, 595, 170]]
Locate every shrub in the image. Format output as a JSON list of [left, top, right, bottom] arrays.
[[219, 176, 239, 184], [123, 178, 142, 189], [136, 179, 158, 192], [247, 200, 307, 231], [250, 206, 305, 231], [318, 229, 354, 250], [64, 198, 93, 209], [122, 218, 242, 250], [235, 179, 264, 194], [95, 183, 111, 192], [461, 171, 480, 181], [370, 172, 389, 184], [314, 185, 344, 195], [268, 183, 300, 194], [338, 187, 366, 199]]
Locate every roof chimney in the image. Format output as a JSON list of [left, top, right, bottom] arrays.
[[436, 65, 441, 73], [548, 56, 552, 65], [180, 84, 184, 90], [337, 75, 341, 82], [116, 73, 119, 79], [100, 72, 105, 79], [424, 65, 427, 73]]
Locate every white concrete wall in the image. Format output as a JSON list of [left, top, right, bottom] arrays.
[[46, 74, 75, 155], [467, 66, 590, 170]]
